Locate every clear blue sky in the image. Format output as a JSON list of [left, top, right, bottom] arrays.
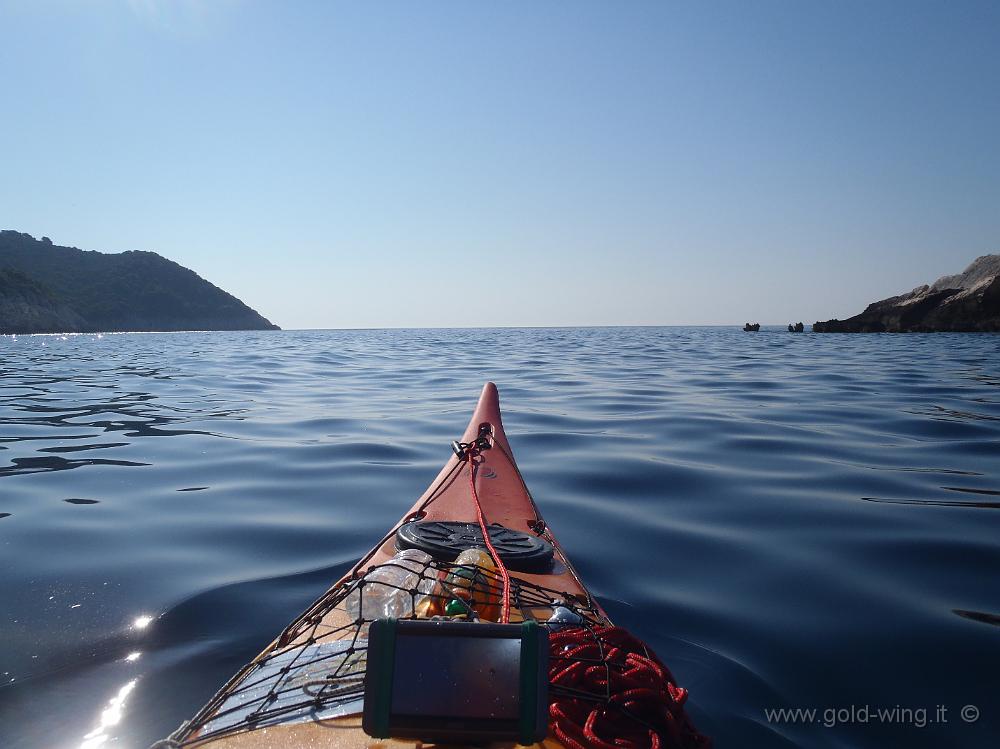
[[2, 1, 998, 328]]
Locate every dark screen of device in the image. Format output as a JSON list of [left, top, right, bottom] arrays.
[[390, 634, 521, 719]]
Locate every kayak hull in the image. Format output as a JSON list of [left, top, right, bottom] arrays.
[[178, 382, 609, 748]]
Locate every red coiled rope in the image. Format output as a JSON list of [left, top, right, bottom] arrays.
[[465, 448, 512, 623], [548, 625, 710, 749], [464, 443, 706, 747]]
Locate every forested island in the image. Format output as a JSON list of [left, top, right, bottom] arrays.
[[814, 255, 1000, 333], [0, 231, 279, 334]]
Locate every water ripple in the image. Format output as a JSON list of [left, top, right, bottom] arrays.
[[1, 328, 998, 748]]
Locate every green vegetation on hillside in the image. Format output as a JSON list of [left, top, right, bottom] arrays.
[[0, 231, 279, 333]]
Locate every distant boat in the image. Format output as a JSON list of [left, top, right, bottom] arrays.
[[787, 322, 804, 332], [743, 322, 760, 332]]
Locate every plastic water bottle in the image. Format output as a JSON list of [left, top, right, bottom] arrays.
[[545, 605, 583, 630], [345, 548, 434, 621], [442, 548, 502, 621]]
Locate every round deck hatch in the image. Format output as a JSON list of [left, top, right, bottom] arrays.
[[396, 521, 554, 572]]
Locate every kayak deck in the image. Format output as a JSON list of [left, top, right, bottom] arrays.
[[171, 383, 611, 749]]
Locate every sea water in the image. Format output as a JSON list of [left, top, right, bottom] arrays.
[[1, 327, 998, 748]]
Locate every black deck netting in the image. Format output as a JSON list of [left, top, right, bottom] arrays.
[[165, 551, 708, 749]]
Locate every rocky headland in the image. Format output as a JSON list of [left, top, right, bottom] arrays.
[[0, 231, 279, 334], [814, 255, 1000, 333]]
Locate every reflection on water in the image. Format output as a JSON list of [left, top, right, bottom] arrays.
[[953, 609, 1000, 627], [0, 456, 149, 478], [132, 616, 154, 631], [861, 496, 1000, 508], [0, 328, 998, 748], [79, 679, 137, 749]]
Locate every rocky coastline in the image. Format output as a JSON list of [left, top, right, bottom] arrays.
[[814, 255, 1000, 333], [0, 231, 279, 334]]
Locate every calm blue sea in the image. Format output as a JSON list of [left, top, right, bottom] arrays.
[[1, 328, 998, 748]]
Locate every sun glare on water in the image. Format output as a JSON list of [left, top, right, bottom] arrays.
[[79, 679, 137, 749]]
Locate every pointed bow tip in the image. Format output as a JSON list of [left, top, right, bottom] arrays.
[[467, 382, 504, 440], [479, 382, 500, 411]]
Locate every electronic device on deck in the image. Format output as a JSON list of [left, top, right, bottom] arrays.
[[362, 618, 549, 744]]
